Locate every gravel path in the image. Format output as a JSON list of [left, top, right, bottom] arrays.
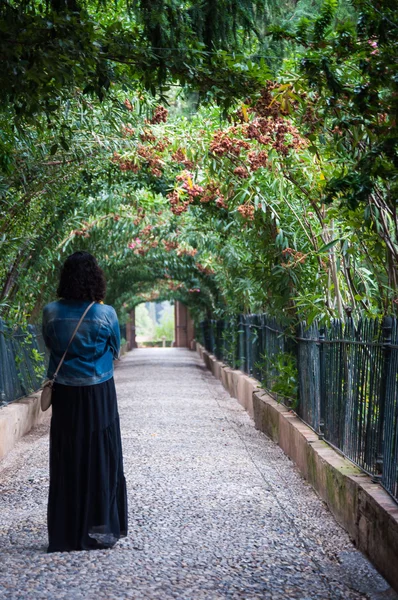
[[0, 348, 396, 600]]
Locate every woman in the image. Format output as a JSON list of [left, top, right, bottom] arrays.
[[42, 251, 128, 552]]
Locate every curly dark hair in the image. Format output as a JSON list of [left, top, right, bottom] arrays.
[[57, 251, 106, 301]]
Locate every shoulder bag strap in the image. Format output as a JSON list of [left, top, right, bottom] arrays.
[[53, 301, 96, 381]]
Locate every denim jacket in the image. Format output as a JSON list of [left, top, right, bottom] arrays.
[[42, 300, 120, 386]]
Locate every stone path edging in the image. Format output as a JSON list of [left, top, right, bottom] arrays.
[[196, 342, 398, 593], [0, 391, 50, 462], [0, 345, 132, 463]]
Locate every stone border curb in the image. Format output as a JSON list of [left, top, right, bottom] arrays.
[[196, 342, 398, 593], [0, 348, 131, 464], [0, 391, 50, 462]]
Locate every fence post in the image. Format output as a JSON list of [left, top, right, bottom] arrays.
[[200, 321, 205, 348], [318, 326, 326, 439], [247, 315, 253, 375], [245, 315, 250, 374], [216, 319, 225, 362], [210, 320, 215, 354], [232, 317, 237, 368], [0, 319, 7, 405], [238, 314, 245, 371], [374, 316, 392, 480]]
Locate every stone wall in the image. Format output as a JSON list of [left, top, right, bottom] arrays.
[[196, 342, 398, 594], [0, 348, 130, 464]]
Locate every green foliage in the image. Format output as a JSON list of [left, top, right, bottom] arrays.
[[259, 351, 298, 409], [154, 304, 175, 341], [0, 0, 279, 124], [1, 0, 397, 337], [135, 303, 155, 339]]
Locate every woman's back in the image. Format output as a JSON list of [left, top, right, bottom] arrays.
[[42, 299, 120, 386]]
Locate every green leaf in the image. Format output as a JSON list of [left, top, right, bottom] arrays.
[[317, 239, 340, 253], [60, 138, 69, 151]]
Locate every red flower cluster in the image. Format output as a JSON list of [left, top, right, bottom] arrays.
[[134, 247, 148, 256], [137, 145, 164, 177], [182, 182, 204, 197], [154, 138, 171, 153], [130, 238, 159, 255], [176, 170, 204, 198], [253, 84, 282, 118], [148, 105, 168, 124], [175, 170, 192, 182], [200, 182, 221, 204], [247, 151, 268, 171], [237, 204, 255, 220], [177, 247, 198, 257], [137, 145, 153, 159], [210, 130, 250, 157], [122, 125, 135, 137], [196, 263, 215, 275], [140, 225, 153, 237], [124, 99, 133, 111], [215, 195, 228, 210], [140, 129, 156, 143], [167, 190, 190, 215], [172, 148, 185, 162], [281, 247, 306, 266], [247, 116, 307, 155], [171, 148, 194, 170], [234, 166, 249, 178], [246, 121, 272, 145], [73, 229, 90, 238], [163, 240, 179, 251], [188, 288, 201, 293], [273, 119, 307, 154], [169, 174, 227, 215], [112, 153, 140, 173]]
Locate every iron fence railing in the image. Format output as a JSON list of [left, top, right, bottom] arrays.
[[0, 320, 130, 408], [0, 319, 48, 407], [1, 312, 397, 503], [200, 315, 398, 504]]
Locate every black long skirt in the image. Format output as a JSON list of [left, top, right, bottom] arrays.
[[47, 377, 128, 552]]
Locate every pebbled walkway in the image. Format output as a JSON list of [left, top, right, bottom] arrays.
[[0, 348, 396, 600]]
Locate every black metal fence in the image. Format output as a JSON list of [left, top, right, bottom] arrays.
[[1, 320, 129, 407], [0, 319, 48, 407], [201, 315, 289, 391], [200, 315, 398, 504]]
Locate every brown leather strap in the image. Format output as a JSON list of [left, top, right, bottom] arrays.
[[53, 301, 95, 380]]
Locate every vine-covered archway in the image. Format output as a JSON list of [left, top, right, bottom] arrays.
[[1, 0, 397, 329]]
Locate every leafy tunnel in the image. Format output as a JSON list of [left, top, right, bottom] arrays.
[[1, 0, 397, 333]]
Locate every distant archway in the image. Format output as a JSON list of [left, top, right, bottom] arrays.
[[125, 301, 194, 350]]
